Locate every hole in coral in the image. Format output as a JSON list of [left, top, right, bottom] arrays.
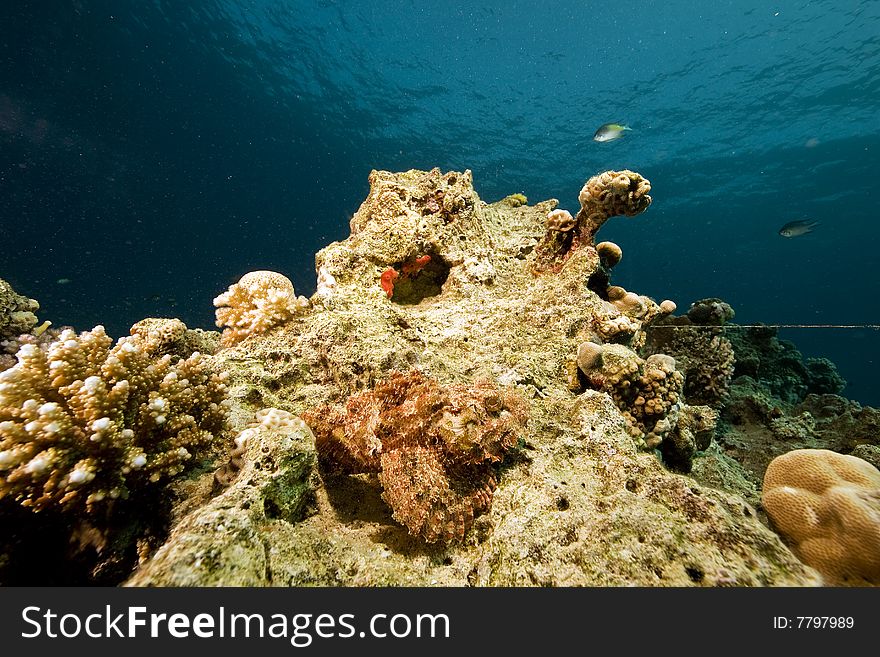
[[625, 479, 638, 492], [685, 566, 705, 583], [263, 496, 282, 520], [442, 556, 453, 566], [244, 387, 264, 404], [556, 496, 570, 511], [389, 253, 451, 305], [586, 270, 612, 299]]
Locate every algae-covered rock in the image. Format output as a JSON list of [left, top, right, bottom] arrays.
[[127, 413, 318, 586], [126, 168, 820, 587]]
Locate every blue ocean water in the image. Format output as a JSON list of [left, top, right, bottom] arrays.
[[1, 1, 877, 403]]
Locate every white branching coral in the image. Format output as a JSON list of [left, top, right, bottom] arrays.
[[0, 325, 230, 513], [213, 271, 309, 346]]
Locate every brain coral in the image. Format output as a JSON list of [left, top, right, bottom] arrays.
[[0, 325, 230, 514], [762, 448, 880, 585], [214, 270, 308, 346], [303, 370, 529, 543]]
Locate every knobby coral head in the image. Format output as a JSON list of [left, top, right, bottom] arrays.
[[303, 370, 529, 543], [213, 270, 308, 346]]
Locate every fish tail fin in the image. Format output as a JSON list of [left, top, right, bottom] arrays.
[[622, 125, 633, 131]]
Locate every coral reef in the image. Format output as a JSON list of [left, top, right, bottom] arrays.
[[129, 317, 220, 357], [214, 270, 309, 346], [645, 302, 736, 408], [574, 341, 715, 471], [726, 324, 845, 403], [303, 371, 528, 543], [116, 168, 825, 586], [0, 325, 230, 514], [8, 168, 843, 587], [533, 170, 652, 273], [762, 449, 880, 585], [0, 278, 40, 340]]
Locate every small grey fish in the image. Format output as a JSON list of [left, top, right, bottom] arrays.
[[778, 219, 820, 238], [593, 122, 632, 142]]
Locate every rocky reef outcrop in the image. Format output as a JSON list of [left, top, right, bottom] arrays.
[[121, 168, 820, 586], [6, 168, 875, 586]]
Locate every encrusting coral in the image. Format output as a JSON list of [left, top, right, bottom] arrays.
[[129, 317, 220, 358], [762, 449, 880, 585], [534, 169, 652, 273], [303, 370, 529, 543], [214, 270, 309, 346], [0, 278, 40, 340], [0, 325, 230, 515]]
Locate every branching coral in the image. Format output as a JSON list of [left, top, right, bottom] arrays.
[[533, 170, 652, 273], [762, 449, 880, 585], [214, 271, 309, 346], [303, 371, 528, 543], [0, 326, 230, 515]]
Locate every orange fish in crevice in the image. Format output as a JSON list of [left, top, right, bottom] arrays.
[[380, 267, 400, 298], [401, 254, 431, 277]]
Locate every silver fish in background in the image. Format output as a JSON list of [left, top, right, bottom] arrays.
[[593, 123, 632, 142], [778, 219, 820, 237]]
